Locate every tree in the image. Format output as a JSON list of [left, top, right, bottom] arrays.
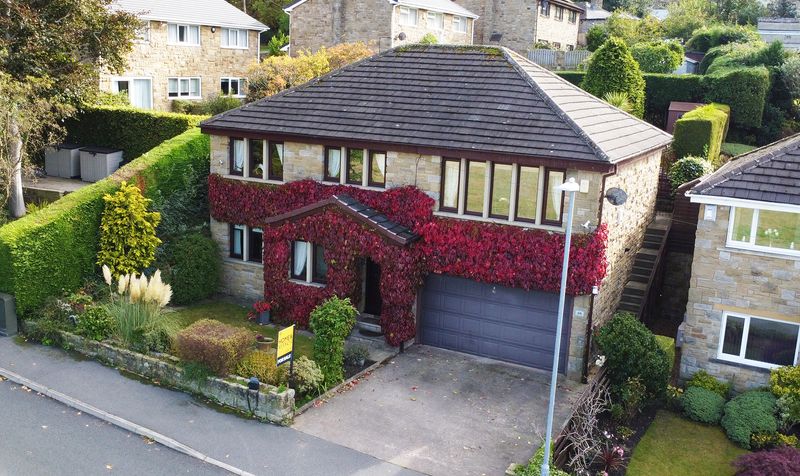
[[0, 0, 139, 218], [582, 37, 646, 117], [226, 0, 293, 37], [631, 41, 684, 73], [664, 0, 714, 41], [714, 0, 767, 24], [782, 55, 800, 99], [768, 0, 798, 17], [586, 25, 609, 52]]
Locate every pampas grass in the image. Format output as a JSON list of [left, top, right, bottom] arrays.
[[107, 271, 177, 350]]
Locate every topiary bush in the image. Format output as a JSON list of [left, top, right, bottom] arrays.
[[668, 156, 714, 190], [96, 182, 161, 278], [721, 391, 778, 449], [235, 350, 287, 386], [293, 355, 325, 397], [163, 233, 221, 305], [75, 306, 114, 341], [683, 386, 726, 424], [309, 296, 358, 388], [631, 41, 684, 74], [704, 66, 770, 129], [595, 312, 671, 398], [175, 319, 253, 376], [687, 370, 731, 398], [586, 25, 609, 52], [581, 37, 646, 118], [733, 445, 800, 475], [672, 104, 729, 162]]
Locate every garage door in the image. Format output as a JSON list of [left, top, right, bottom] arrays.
[[419, 274, 572, 373]]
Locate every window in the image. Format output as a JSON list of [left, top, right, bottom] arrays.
[[291, 241, 327, 285], [440, 158, 461, 212], [369, 151, 387, 187], [346, 148, 364, 185], [324, 147, 385, 188], [543, 169, 566, 225], [221, 28, 248, 48], [168, 77, 201, 99], [427, 11, 444, 30], [728, 206, 800, 255], [221, 77, 245, 97], [567, 44, 575, 51], [324, 147, 342, 182], [229, 225, 245, 259], [453, 15, 467, 33], [135, 21, 150, 42], [719, 312, 799, 368], [245, 139, 283, 181], [540, 3, 550, 16], [168, 23, 200, 45], [568, 10, 578, 23], [399, 6, 418, 26], [229, 138, 245, 176], [464, 161, 487, 216], [268, 142, 284, 181], [554, 42, 562, 49], [555, 6, 564, 20], [490, 163, 513, 219], [248, 139, 263, 178], [229, 225, 263, 263], [515, 166, 541, 222], [248, 228, 263, 263]]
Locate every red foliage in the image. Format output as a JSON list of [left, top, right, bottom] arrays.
[[733, 446, 800, 475], [209, 175, 608, 345]]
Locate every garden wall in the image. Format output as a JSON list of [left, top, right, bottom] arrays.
[[60, 332, 294, 424], [0, 129, 210, 315]]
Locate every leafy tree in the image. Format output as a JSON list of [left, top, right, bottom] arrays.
[[664, 0, 714, 41], [604, 0, 656, 16], [226, 0, 294, 36], [782, 55, 800, 99], [0, 0, 139, 218], [586, 25, 609, 52], [265, 31, 290, 57], [582, 37, 646, 117], [768, 0, 798, 17], [309, 296, 357, 387], [605, 11, 664, 46], [631, 41, 684, 73], [714, 0, 767, 24]]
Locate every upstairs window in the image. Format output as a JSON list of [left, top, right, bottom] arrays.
[[168, 23, 200, 45], [540, 3, 551, 16], [728, 206, 800, 255], [221, 28, 248, 48], [229, 137, 245, 176], [555, 6, 564, 20], [568, 10, 578, 23], [246, 139, 284, 181], [135, 21, 150, 43], [291, 241, 327, 285], [221, 77, 245, 97], [325, 146, 385, 188], [346, 148, 364, 185], [369, 151, 387, 187], [324, 147, 342, 183], [453, 15, 468, 33], [427, 11, 444, 30], [399, 6, 418, 26], [168, 77, 201, 99]]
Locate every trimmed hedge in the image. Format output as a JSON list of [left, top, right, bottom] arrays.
[[175, 319, 253, 376], [703, 66, 770, 129], [0, 129, 210, 314], [581, 37, 646, 117], [673, 103, 729, 161], [687, 25, 760, 53], [721, 391, 778, 449], [683, 386, 726, 424], [64, 105, 207, 161]]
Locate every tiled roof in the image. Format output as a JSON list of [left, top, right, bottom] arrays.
[[111, 0, 268, 30], [201, 45, 671, 166], [691, 133, 800, 205]]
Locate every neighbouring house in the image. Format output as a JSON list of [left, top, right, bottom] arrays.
[[680, 134, 800, 392], [283, 0, 478, 54], [199, 45, 671, 381], [578, 0, 614, 46], [103, 0, 267, 111], [758, 17, 800, 51]]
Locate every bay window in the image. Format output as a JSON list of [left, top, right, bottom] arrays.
[[168, 24, 200, 45], [719, 312, 799, 368], [728, 206, 800, 255], [221, 28, 248, 48], [291, 241, 327, 285], [229, 225, 263, 263], [324, 146, 386, 188], [168, 77, 201, 99]]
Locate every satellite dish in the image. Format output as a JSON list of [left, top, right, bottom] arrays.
[[397, 32, 407, 41], [605, 187, 628, 206]]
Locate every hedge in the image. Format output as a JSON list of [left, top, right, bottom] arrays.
[[673, 103, 729, 161], [0, 129, 210, 314], [64, 105, 207, 161], [703, 66, 770, 129]]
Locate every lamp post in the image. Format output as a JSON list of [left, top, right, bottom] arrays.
[[541, 177, 581, 476]]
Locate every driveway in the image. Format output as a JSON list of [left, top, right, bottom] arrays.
[[293, 345, 584, 476]]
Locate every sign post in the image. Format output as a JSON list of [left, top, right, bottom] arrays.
[[277, 325, 295, 387]]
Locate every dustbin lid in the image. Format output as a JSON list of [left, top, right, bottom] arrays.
[[81, 146, 121, 154]]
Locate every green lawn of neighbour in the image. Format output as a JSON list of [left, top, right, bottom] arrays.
[[167, 301, 315, 359], [627, 411, 748, 476], [721, 142, 756, 157]]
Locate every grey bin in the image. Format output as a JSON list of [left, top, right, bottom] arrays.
[[0, 293, 17, 337], [44, 143, 83, 178], [79, 146, 123, 183]]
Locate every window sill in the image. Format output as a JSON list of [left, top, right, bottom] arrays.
[[710, 356, 776, 373], [169, 96, 202, 101], [319, 181, 385, 191], [167, 43, 201, 47], [223, 257, 263, 268], [434, 211, 565, 232], [222, 174, 283, 185], [719, 244, 800, 261], [221, 46, 249, 50], [289, 279, 326, 288]]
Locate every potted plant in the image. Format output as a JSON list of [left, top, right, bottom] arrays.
[[247, 300, 272, 325], [344, 344, 370, 368], [255, 334, 274, 351]]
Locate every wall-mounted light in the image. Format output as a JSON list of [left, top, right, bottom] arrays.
[[211, 26, 216, 33]]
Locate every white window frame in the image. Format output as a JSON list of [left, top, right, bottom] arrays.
[[717, 311, 800, 369], [453, 15, 467, 33], [167, 76, 202, 100], [726, 206, 800, 257], [111, 77, 153, 109], [427, 11, 444, 30], [221, 28, 249, 49], [398, 6, 418, 26], [220, 77, 246, 98], [168, 23, 200, 46]]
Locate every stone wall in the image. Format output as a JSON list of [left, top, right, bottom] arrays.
[[391, 9, 474, 46], [99, 22, 259, 111], [289, 0, 392, 54], [568, 295, 592, 380], [536, 8, 581, 49], [680, 204, 800, 392], [60, 332, 294, 424]]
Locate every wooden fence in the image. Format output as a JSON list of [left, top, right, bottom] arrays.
[[526, 50, 592, 70]]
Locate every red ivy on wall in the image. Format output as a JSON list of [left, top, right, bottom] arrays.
[[209, 175, 608, 345]]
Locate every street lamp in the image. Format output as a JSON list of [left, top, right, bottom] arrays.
[[541, 177, 581, 476]]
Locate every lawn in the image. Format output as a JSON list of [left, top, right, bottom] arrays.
[[721, 142, 756, 157], [627, 410, 748, 476], [167, 301, 315, 359]]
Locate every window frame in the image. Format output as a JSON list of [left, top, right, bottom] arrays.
[[514, 165, 541, 224], [726, 206, 800, 257], [398, 6, 418, 26], [229, 224, 245, 259], [135, 21, 151, 43], [540, 3, 551, 17], [568, 10, 578, 23], [427, 11, 444, 30], [290, 241, 327, 285], [555, 6, 564, 20], [168, 76, 201, 100], [463, 160, 487, 217], [229, 137, 245, 176], [248, 227, 263, 263], [717, 311, 800, 369], [489, 162, 514, 220], [346, 148, 365, 185], [268, 141, 284, 182], [221, 28, 248, 49], [541, 168, 566, 226], [323, 146, 343, 183], [220, 77, 246, 98], [439, 158, 461, 213], [453, 15, 467, 33], [368, 150, 387, 188], [168, 23, 200, 46]]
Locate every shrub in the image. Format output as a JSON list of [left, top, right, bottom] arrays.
[[721, 391, 778, 449], [751, 431, 800, 450], [514, 444, 570, 476], [687, 370, 731, 398], [175, 319, 253, 376], [595, 312, 671, 398], [170, 95, 242, 116], [672, 104, 729, 161], [668, 156, 714, 189], [582, 37, 646, 117], [666, 384, 685, 411], [106, 271, 178, 351], [309, 296, 358, 388], [704, 66, 771, 129], [586, 25, 608, 52], [235, 350, 287, 387], [418, 33, 438, 45], [293, 355, 324, 397], [619, 376, 648, 421], [631, 41, 684, 73], [733, 445, 800, 475], [25, 297, 74, 346], [683, 386, 726, 424], [344, 344, 370, 367], [163, 233, 221, 305], [771, 365, 800, 429], [782, 55, 800, 99], [603, 91, 633, 113], [97, 183, 161, 278], [75, 306, 114, 341], [687, 24, 760, 53]]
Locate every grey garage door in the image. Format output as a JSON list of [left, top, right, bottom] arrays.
[[419, 274, 572, 373]]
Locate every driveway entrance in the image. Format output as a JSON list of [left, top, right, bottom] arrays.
[[293, 346, 583, 476]]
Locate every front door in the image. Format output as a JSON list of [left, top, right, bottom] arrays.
[[364, 259, 382, 316]]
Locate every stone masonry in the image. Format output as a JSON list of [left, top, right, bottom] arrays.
[[680, 204, 800, 391], [99, 22, 260, 111]]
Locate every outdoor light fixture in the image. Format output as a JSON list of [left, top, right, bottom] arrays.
[[541, 177, 580, 476], [248, 377, 260, 391], [211, 27, 216, 33], [605, 187, 628, 206]]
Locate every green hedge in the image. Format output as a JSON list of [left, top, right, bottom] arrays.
[[703, 66, 770, 129], [64, 106, 207, 161], [673, 103, 729, 161], [0, 129, 210, 314]]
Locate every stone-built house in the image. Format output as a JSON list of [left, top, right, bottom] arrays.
[[680, 134, 800, 391], [103, 0, 267, 111], [199, 45, 671, 381], [283, 0, 479, 54], [285, 0, 583, 54]]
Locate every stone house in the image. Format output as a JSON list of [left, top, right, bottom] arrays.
[[199, 45, 671, 382], [283, 0, 478, 53], [103, 0, 267, 111], [680, 134, 800, 392], [758, 17, 800, 51]]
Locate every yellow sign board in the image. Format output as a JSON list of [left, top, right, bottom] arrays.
[[277, 325, 294, 366]]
